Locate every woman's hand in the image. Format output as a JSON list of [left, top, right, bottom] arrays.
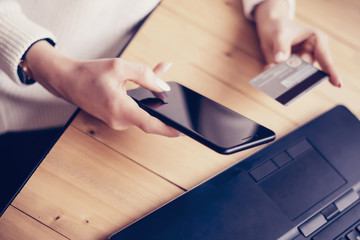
[[254, 0, 341, 87], [25, 40, 180, 137]]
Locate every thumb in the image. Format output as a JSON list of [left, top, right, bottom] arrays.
[[153, 62, 173, 76], [272, 34, 292, 63], [124, 60, 171, 92]]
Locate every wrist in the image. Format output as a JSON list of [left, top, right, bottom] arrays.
[[24, 40, 77, 96], [17, 39, 54, 85]]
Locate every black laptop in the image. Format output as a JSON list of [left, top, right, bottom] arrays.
[[110, 105, 360, 240]]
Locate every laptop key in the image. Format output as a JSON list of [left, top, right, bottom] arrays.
[[334, 190, 359, 212], [345, 230, 360, 240], [313, 202, 360, 240], [321, 203, 340, 221], [286, 139, 312, 159], [299, 213, 327, 237], [249, 160, 278, 181], [272, 152, 292, 167]]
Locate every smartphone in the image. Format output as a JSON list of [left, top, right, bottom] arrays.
[[127, 82, 275, 154]]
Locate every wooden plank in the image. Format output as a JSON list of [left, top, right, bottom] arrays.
[[0, 206, 68, 240], [160, 0, 264, 60], [11, 127, 183, 240]]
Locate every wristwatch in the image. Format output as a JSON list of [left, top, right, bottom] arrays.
[[17, 58, 35, 84], [17, 38, 55, 85]]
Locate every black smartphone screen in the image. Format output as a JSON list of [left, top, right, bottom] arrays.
[[128, 82, 275, 154]]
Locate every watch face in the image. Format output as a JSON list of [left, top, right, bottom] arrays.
[[17, 63, 35, 85]]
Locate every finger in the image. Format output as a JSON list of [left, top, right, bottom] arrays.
[[264, 63, 275, 70], [272, 31, 292, 63], [260, 41, 275, 64], [285, 26, 314, 56], [121, 60, 171, 92], [139, 115, 181, 137], [302, 35, 316, 53], [153, 62, 173, 75], [313, 32, 342, 87], [295, 37, 315, 63], [291, 26, 314, 46], [124, 98, 180, 137], [299, 52, 314, 64]]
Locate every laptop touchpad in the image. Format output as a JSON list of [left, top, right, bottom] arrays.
[[259, 148, 346, 220]]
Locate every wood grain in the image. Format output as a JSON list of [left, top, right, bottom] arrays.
[[0, 206, 68, 240], [1, 0, 359, 239], [297, 0, 360, 51], [9, 127, 183, 240]]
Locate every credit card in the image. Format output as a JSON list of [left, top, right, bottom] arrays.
[[249, 55, 329, 105]]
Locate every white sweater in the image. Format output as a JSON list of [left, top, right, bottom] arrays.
[[0, 0, 294, 134]]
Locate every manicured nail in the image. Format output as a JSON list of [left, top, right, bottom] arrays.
[[156, 77, 171, 91], [275, 52, 285, 63], [161, 62, 173, 73], [338, 78, 343, 88]]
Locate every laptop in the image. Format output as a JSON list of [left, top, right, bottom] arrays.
[[110, 105, 360, 240]]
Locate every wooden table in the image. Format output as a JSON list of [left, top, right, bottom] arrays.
[[1, 0, 359, 239]]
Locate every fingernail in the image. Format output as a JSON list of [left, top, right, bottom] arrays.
[[179, 133, 186, 137], [156, 77, 171, 91], [161, 62, 173, 73], [275, 52, 285, 63], [333, 77, 342, 88]]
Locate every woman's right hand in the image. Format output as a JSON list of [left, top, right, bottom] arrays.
[[254, 0, 341, 87], [25, 40, 180, 137]]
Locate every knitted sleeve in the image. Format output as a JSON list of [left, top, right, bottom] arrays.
[[242, 0, 296, 21], [0, 0, 56, 85]]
